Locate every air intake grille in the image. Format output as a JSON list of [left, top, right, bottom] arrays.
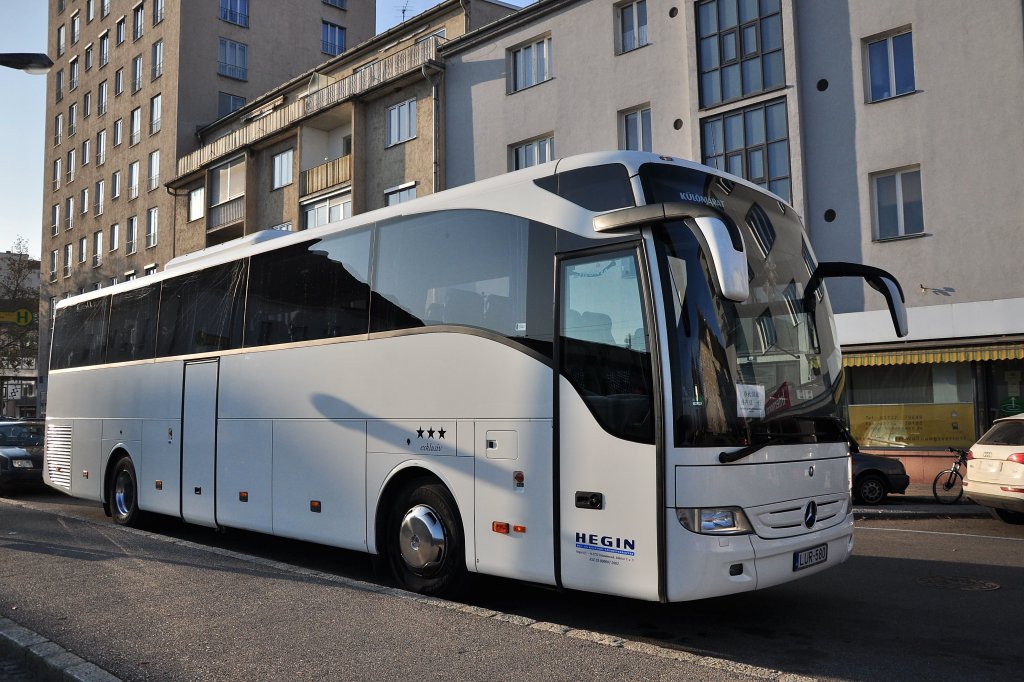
[[45, 423, 73, 490]]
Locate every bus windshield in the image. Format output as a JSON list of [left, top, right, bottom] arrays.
[[640, 163, 844, 449]]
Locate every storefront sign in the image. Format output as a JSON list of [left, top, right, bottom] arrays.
[[848, 403, 975, 449]]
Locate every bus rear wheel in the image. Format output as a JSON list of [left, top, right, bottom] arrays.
[[386, 481, 465, 596], [109, 457, 144, 527]]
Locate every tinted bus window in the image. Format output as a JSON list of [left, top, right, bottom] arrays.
[[245, 231, 371, 346], [51, 296, 110, 369], [106, 284, 159, 363], [157, 260, 246, 356], [372, 210, 554, 356]]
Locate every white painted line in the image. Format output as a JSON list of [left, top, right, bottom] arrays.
[[857, 526, 1024, 542]]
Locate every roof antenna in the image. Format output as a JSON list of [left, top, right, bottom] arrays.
[[400, 1, 411, 22]]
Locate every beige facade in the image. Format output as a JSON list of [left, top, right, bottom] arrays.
[[167, 0, 516, 249], [39, 0, 376, 406]]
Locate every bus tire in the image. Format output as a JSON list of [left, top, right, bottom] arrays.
[[386, 480, 466, 596], [109, 457, 144, 528]]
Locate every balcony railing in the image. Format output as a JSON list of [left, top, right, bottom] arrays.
[[177, 37, 441, 179], [208, 196, 245, 231], [94, 200, 104, 216], [219, 8, 249, 27], [128, 184, 139, 200], [301, 155, 351, 196], [218, 62, 248, 81], [148, 174, 159, 191], [322, 40, 344, 56], [65, 216, 73, 231], [92, 253, 102, 267], [150, 117, 161, 134], [152, 61, 163, 79]]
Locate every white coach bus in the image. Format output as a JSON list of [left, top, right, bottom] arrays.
[[44, 152, 907, 602]]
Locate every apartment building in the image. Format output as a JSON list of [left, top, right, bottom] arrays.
[[165, 0, 515, 248], [441, 0, 1024, 473], [38, 0, 376, 407]]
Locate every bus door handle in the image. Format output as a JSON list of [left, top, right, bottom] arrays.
[[575, 491, 603, 510]]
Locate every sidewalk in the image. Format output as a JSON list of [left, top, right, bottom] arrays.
[[853, 482, 989, 520]]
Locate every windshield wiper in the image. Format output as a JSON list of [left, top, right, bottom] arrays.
[[719, 436, 788, 463]]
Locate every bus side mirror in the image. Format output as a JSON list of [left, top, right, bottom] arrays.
[[805, 262, 908, 338], [685, 216, 749, 303]]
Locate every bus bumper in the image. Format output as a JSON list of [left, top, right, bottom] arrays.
[[664, 511, 854, 602]]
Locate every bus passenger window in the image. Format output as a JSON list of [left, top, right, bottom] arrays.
[[106, 284, 159, 363], [157, 260, 246, 357], [51, 296, 110, 369]]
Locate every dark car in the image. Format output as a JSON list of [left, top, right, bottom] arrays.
[[0, 421, 45, 494], [852, 450, 910, 505]]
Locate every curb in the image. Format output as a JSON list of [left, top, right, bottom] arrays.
[[0, 617, 122, 682]]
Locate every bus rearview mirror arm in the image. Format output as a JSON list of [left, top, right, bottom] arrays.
[[804, 262, 909, 338], [593, 204, 749, 303]]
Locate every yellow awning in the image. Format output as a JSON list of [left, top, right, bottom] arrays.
[[843, 343, 1024, 367]]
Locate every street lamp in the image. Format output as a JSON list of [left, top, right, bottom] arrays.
[[0, 53, 54, 75]]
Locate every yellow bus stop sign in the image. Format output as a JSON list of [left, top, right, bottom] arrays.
[[0, 308, 34, 326]]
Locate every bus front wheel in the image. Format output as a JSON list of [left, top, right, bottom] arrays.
[[386, 481, 466, 596], [109, 457, 144, 527]]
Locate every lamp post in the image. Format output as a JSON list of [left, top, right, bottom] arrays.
[[0, 53, 54, 75]]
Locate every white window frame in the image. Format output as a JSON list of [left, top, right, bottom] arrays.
[[126, 216, 138, 254], [145, 207, 158, 248], [386, 98, 416, 147], [620, 105, 652, 152], [272, 149, 294, 189], [511, 135, 554, 171], [384, 182, 417, 206], [617, 0, 648, 54], [865, 30, 916, 103], [109, 222, 120, 251], [188, 187, 205, 222], [872, 165, 925, 240], [509, 36, 552, 93]]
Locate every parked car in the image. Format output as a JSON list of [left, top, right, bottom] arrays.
[[0, 421, 44, 494], [965, 413, 1024, 524], [852, 450, 910, 505]]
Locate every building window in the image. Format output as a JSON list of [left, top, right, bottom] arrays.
[[218, 92, 246, 117], [51, 204, 61, 236], [153, 0, 165, 25], [188, 187, 205, 222], [68, 103, 78, 136], [113, 118, 123, 146], [126, 216, 138, 254], [301, 193, 351, 229], [66, 149, 76, 182], [80, 188, 89, 214], [82, 138, 91, 166], [133, 3, 145, 40], [53, 113, 63, 146], [701, 98, 791, 201], [148, 150, 160, 190], [50, 250, 59, 280], [129, 107, 142, 145], [384, 183, 416, 206], [94, 180, 105, 215], [150, 93, 161, 134], [114, 67, 124, 95], [152, 40, 164, 79], [618, 0, 648, 54], [98, 80, 108, 115], [99, 32, 109, 66], [509, 36, 552, 93], [866, 31, 915, 102], [63, 244, 73, 277], [93, 231, 103, 266], [144, 264, 158, 276], [116, 16, 126, 44], [55, 68, 64, 102], [71, 12, 81, 44], [386, 99, 416, 147], [85, 43, 94, 70], [146, 207, 158, 247], [83, 91, 92, 118], [219, 0, 249, 28], [323, 0, 346, 8], [65, 197, 74, 230], [128, 160, 140, 199], [210, 157, 245, 205], [69, 58, 79, 90], [111, 170, 121, 198], [102, 0, 110, 18], [110, 223, 120, 251], [272, 149, 293, 189], [87, 0, 95, 22], [872, 166, 923, 240], [218, 38, 248, 80], [79, 236, 88, 263], [97, 129, 107, 164], [511, 136, 554, 170], [620, 105, 652, 152], [696, 0, 784, 108], [132, 55, 143, 92], [322, 21, 345, 56], [57, 24, 66, 56]]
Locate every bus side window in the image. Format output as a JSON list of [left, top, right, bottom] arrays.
[[245, 231, 371, 347], [107, 284, 159, 363], [51, 296, 110, 369], [157, 260, 247, 357]]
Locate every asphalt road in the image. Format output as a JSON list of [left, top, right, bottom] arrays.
[[2, 489, 1023, 681]]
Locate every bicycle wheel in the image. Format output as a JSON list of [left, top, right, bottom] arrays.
[[932, 469, 963, 504]]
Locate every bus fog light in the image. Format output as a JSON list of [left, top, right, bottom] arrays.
[[676, 507, 752, 535]]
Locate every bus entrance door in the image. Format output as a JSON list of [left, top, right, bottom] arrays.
[[181, 359, 219, 528]]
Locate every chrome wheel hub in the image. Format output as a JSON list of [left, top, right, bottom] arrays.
[[399, 504, 446, 574], [114, 471, 134, 516]]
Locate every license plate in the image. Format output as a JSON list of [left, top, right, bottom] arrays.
[[12, 460, 34, 469], [793, 543, 828, 571]]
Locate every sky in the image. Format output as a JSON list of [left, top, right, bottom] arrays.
[[0, 1, 530, 260]]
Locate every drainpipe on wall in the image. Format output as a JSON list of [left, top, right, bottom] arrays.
[[421, 63, 444, 194]]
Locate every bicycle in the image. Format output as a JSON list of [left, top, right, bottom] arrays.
[[932, 447, 968, 504]]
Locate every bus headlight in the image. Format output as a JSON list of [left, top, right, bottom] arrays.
[[676, 507, 753, 535]]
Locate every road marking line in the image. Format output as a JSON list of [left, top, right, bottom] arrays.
[[857, 526, 1024, 542], [0, 497, 807, 681]]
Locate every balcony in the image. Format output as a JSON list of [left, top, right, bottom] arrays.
[[301, 155, 351, 196], [208, 196, 244, 231], [177, 36, 442, 178], [218, 62, 248, 81]]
